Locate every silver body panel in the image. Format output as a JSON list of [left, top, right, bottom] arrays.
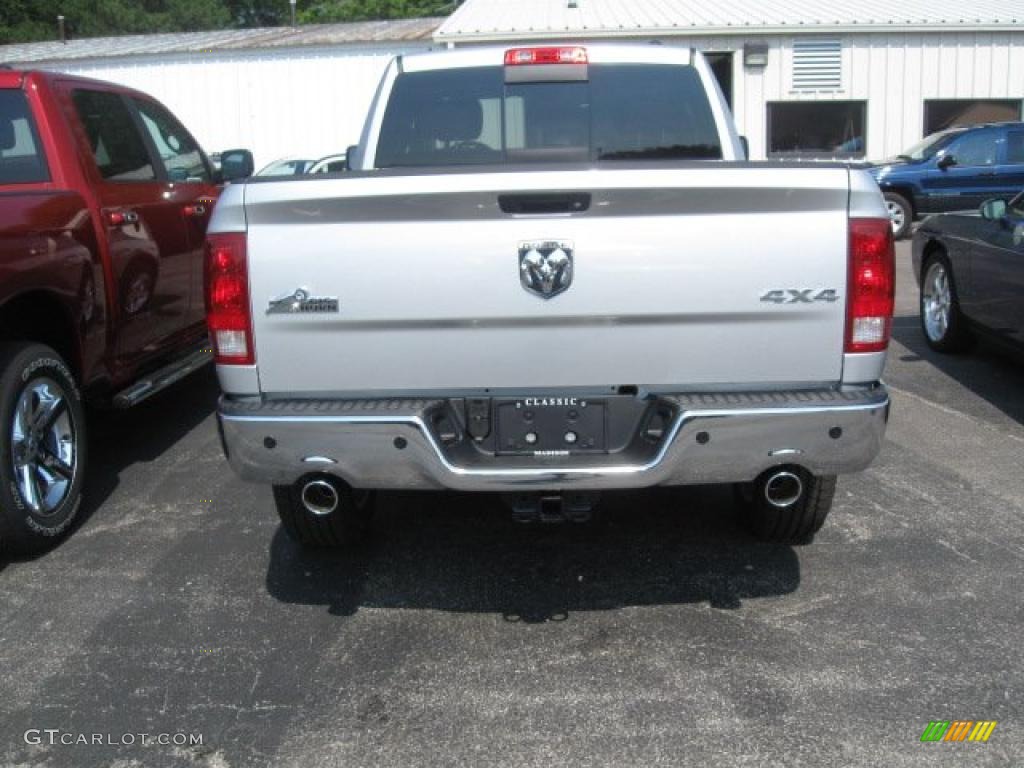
[[218, 387, 889, 490], [212, 165, 885, 395]]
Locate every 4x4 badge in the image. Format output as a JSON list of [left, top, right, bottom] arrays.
[[760, 288, 839, 304], [519, 240, 573, 299]]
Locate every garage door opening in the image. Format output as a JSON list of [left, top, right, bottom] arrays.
[[924, 100, 1022, 135]]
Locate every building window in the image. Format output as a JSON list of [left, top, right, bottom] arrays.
[[923, 100, 1022, 135], [791, 39, 842, 91], [767, 101, 866, 158]]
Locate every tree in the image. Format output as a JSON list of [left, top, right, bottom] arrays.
[[1, 0, 230, 43], [299, 0, 455, 23], [226, 0, 290, 27], [1, 0, 55, 43], [0, 0, 454, 44], [166, 0, 232, 31]]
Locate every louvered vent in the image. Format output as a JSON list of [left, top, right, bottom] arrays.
[[792, 39, 842, 90]]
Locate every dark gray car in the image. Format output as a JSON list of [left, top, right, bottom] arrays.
[[913, 190, 1024, 351]]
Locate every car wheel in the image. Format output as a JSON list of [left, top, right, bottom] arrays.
[[884, 192, 913, 240], [920, 253, 971, 352], [0, 343, 87, 555], [273, 475, 376, 548], [735, 468, 836, 544], [120, 259, 158, 315]]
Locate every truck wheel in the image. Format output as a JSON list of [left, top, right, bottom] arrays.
[[735, 468, 836, 544], [0, 343, 87, 555], [920, 253, 971, 353], [883, 192, 913, 239], [272, 475, 376, 548]]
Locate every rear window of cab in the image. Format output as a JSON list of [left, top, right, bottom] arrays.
[[375, 64, 722, 168], [0, 89, 50, 184]]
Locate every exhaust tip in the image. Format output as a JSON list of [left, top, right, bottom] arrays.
[[300, 479, 339, 516], [763, 470, 803, 508]]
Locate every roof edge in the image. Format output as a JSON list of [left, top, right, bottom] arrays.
[[0, 17, 446, 66], [6, 39, 435, 68], [434, 21, 1024, 42]]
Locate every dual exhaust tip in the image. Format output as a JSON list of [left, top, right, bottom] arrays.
[[298, 469, 806, 517]]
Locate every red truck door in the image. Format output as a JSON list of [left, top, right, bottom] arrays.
[[63, 86, 195, 364], [129, 95, 219, 330]]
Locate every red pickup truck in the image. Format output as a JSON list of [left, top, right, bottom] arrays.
[[0, 69, 252, 554]]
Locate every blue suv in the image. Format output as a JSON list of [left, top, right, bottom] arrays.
[[870, 122, 1024, 239]]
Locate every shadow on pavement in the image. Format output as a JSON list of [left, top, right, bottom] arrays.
[[266, 484, 801, 622], [891, 320, 1024, 425], [77, 366, 221, 532]]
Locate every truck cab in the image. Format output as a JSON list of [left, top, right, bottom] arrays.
[[0, 69, 252, 554]]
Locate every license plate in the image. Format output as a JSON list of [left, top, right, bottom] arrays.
[[495, 397, 606, 455]]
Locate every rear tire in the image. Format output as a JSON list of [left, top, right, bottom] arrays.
[[884, 192, 913, 240], [273, 476, 376, 548], [736, 468, 836, 544], [0, 343, 87, 555], [920, 252, 971, 353]]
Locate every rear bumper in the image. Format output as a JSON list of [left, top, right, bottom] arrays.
[[217, 386, 889, 491]]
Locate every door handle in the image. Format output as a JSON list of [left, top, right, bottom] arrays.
[[498, 193, 591, 215], [105, 210, 139, 226], [182, 204, 206, 217]]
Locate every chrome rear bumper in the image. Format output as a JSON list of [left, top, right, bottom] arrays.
[[217, 386, 889, 491]]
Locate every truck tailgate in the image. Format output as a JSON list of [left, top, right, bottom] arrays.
[[243, 166, 851, 394]]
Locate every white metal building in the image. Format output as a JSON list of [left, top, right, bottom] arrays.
[[437, 0, 1024, 161], [2, 2, 1023, 163], [0, 19, 441, 168]]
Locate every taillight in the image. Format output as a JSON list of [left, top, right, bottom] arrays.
[[204, 232, 253, 365], [846, 218, 895, 353], [504, 46, 588, 66]]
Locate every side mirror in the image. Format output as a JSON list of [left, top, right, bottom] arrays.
[[980, 197, 1008, 223], [344, 145, 359, 171], [219, 149, 254, 182], [738, 136, 749, 160], [936, 153, 956, 170]]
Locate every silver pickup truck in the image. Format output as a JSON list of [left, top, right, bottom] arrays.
[[206, 44, 894, 547]]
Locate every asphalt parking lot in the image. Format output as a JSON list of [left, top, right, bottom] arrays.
[[2, 240, 1022, 768]]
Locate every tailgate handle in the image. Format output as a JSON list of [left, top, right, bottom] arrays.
[[498, 193, 590, 215]]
